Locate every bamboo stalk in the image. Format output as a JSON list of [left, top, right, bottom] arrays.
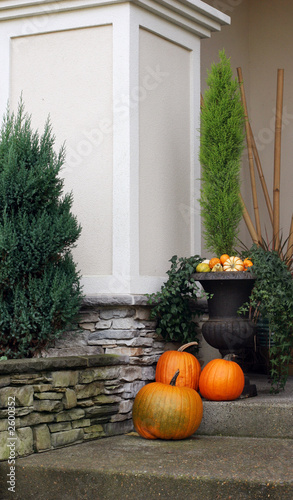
[[273, 69, 284, 252], [237, 67, 262, 242], [249, 122, 274, 226], [286, 214, 293, 266], [239, 193, 259, 245]]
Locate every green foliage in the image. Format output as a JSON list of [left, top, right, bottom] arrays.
[[0, 100, 83, 359], [240, 245, 293, 392], [147, 255, 205, 347], [200, 50, 245, 256], [257, 233, 293, 273]]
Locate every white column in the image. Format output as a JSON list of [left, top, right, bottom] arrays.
[[112, 5, 140, 293]]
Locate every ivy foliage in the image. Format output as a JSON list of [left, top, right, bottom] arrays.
[[200, 50, 245, 256], [240, 245, 293, 392], [0, 101, 83, 358], [147, 255, 205, 348]]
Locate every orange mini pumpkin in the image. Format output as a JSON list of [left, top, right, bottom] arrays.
[[243, 258, 253, 270], [155, 342, 201, 391], [132, 370, 203, 440], [209, 257, 221, 269], [223, 256, 244, 272], [220, 254, 230, 265], [199, 356, 245, 401]]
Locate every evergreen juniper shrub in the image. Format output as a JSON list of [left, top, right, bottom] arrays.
[[200, 50, 245, 257], [0, 101, 83, 358]]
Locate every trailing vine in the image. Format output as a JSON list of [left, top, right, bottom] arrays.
[[147, 255, 206, 348], [240, 244, 293, 392]]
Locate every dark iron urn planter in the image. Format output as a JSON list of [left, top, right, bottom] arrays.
[[193, 271, 257, 396], [194, 272, 256, 354]]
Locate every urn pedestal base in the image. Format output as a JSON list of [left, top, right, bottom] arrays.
[[201, 317, 255, 355], [193, 272, 257, 397]]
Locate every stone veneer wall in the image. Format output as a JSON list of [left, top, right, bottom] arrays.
[[0, 295, 169, 461], [37, 295, 166, 362], [0, 354, 156, 461], [0, 294, 206, 460]]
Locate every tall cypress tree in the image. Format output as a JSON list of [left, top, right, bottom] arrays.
[[200, 50, 245, 257], [0, 101, 83, 358]]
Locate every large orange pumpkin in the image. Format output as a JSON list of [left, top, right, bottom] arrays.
[[132, 370, 203, 440], [199, 356, 245, 401], [155, 342, 201, 391]]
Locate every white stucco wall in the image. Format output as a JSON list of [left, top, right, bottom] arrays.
[[139, 28, 196, 276], [0, 0, 229, 295], [10, 25, 114, 276]]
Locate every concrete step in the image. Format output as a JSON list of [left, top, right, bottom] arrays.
[[0, 374, 292, 499], [198, 374, 293, 439], [1, 433, 292, 499]]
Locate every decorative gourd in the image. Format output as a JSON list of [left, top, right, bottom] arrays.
[[209, 257, 221, 269], [220, 254, 230, 265], [223, 256, 244, 272], [196, 262, 210, 273], [243, 258, 253, 270], [211, 263, 223, 272], [155, 342, 201, 390], [199, 355, 245, 401], [132, 370, 203, 440]]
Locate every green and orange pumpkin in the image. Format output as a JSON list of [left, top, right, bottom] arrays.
[[132, 370, 203, 440]]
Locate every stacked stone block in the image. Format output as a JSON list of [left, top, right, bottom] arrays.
[[39, 295, 166, 366], [0, 295, 207, 460], [0, 354, 155, 460]]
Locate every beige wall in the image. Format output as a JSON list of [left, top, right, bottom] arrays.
[[249, 0, 293, 250], [1, 0, 228, 294], [201, 0, 293, 256], [139, 29, 193, 276], [10, 25, 113, 276]]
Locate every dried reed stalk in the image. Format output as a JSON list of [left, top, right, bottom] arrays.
[[239, 193, 259, 245], [249, 122, 274, 226], [273, 69, 284, 252], [286, 214, 293, 265], [237, 67, 262, 242]]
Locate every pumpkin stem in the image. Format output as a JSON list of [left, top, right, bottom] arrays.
[[170, 370, 180, 386], [178, 342, 198, 352], [223, 353, 238, 361]]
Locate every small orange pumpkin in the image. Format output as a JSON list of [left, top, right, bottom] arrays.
[[155, 342, 201, 391], [209, 257, 221, 269], [243, 258, 253, 270], [220, 254, 230, 265], [223, 256, 244, 272], [199, 356, 245, 401], [132, 370, 203, 440]]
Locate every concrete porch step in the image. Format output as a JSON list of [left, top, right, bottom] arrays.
[[1, 433, 292, 500], [198, 374, 293, 439], [0, 375, 292, 499]]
